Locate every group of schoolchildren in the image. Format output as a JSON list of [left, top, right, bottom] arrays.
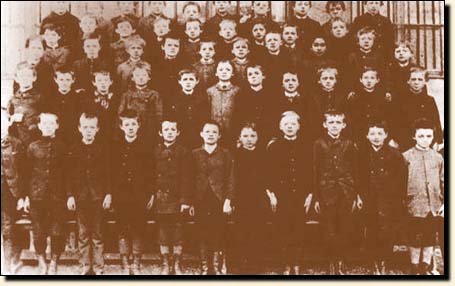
[[1, 0, 444, 276]]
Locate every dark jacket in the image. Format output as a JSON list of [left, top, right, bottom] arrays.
[[192, 60, 217, 90], [73, 56, 113, 93], [1, 136, 25, 206], [40, 11, 81, 51]]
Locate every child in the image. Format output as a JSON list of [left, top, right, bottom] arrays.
[[403, 118, 444, 275], [205, 1, 236, 38], [118, 62, 163, 142], [182, 19, 204, 64], [207, 60, 241, 146], [231, 37, 251, 85], [144, 17, 172, 64], [117, 35, 148, 92], [397, 67, 443, 152], [192, 39, 218, 90], [192, 121, 235, 275], [41, 23, 72, 71], [76, 14, 110, 59], [249, 21, 268, 56], [66, 112, 111, 275], [266, 111, 314, 275], [151, 119, 192, 275], [326, 17, 352, 64], [322, 1, 347, 36], [1, 110, 27, 275], [27, 112, 67, 275], [302, 35, 335, 90], [358, 120, 406, 275], [8, 62, 42, 147], [110, 16, 137, 68], [111, 109, 154, 275], [217, 19, 239, 60], [239, 1, 275, 38], [282, 23, 305, 70], [111, 1, 139, 37], [165, 69, 210, 149], [260, 30, 290, 90], [138, 1, 167, 37], [313, 109, 361, 275], [289, 1, 323, 48], [387, 42, 417, 95]]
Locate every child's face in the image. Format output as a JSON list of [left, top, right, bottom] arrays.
[[367, 127, 388, 148], [183, 4, 200, 21], [319, 70, 337, 90], [120, 118, 140, 139], [127, 44, 144, 59], [80, 16, 97, 34], [43, 29, 61, 46], [252, 23, 266, 41], [219, 22, 237, 41], [282, 73, 299, 93], [200, 123, 220, 145], [323, 115, 346, 137], [311, 38, 327, 56], [83, 39, 101, 59], [93, 74, 113, 93], [38, 114, 59, 137], [79, 117, 99, 142], [414, 128, 434, 149], [160, 121, 179, 144], [154, 19, 170, 37], [53, 1, 69, 15], [358, 33, 375, 50], [253, 1, 270, 16], [162, 38, 180, 58], [331, 20, 348, 38], [365, 1, 381, 15], [395, 45, 413, 63], [178, 73, 198, 91], [199, 42, 215, 60], [216, 62, 234, 81], [27, 38, 45, 60], [408, 71, 427, 92], [232, 40, 249, 59], [150, 1, 165, 15], [214, 1, 230, 14], [294, 1, 311, 17], [328, 4, 344, 18], [239, 127, 258, 150], [360, 70, 380, 90], [247, 67, 265, 86], [265, 33, 281, 53], [118, 1, 135, 15], [54, 72, 74, 92], [116, 21, 135, 38], [282, 26, 298, 45], [132, 68, 150, 86], [15, 68, 36, 88], [280, 116, 300, 138], [185, 21, 202, 40]]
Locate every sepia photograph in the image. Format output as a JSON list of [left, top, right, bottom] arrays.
[[0, 0, 446, 278]]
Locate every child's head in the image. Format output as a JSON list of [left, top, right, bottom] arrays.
[[252, 1, 270, 17], [80, 14, 98, 35], [331, 17, 348, 38], [153, 17, 171, 38], [200, 121, 221, 145], [357, 27, 376, 51], [394, 42, 413, 64], [215, 60, 234, 81], [199, 40, 216, 60], [326, 1, 346, 18], [366, 120, 389, 148], [252, 22, 267, 42], [407, 67, 428, 93], [42, 23, 63, 47], [54, 67, 75, 92], [232, 37, 250, 59], [92, 70, 113, 93], [282, 24, 299, 46], [185, 19, 203, 40], [131, 62, 152, 87], [117, 1, 135, 15], [86, 2, 104, 16], [279, 111, 300, 138], [239, 122, 258, 150], [214, 1, 230, 14], [246, 64, 265, 87], [38, 112, 59, 137], [219, 19, 237, 41], [282, 71, 300, 93], [413, 118, 435, 149], [150, 1, 166, 16], [360, 67, 380, 90], [317, 67, 338, 90], [14, 62, 36, 89], [363, 1, 383, 15], [78, 112, 99, 142], [265, 31, 282, 53], [182, 2, 201, 22], [178, 69, 199, 92], [52, 1, 70, 15], [25, 35, 45, 60], [323, 109, 346, 137], [125, 35, 145, 60], [293, 1, 311, 17], [162, 33, 181, 58], [83, 34, 102, 59], [160, 119, 180, 144], [114, 17, 136, 38], [119, 109, 140, 139], [310, 36, 327, 57]]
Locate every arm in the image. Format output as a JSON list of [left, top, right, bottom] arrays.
[[225, 151, 235, 201]]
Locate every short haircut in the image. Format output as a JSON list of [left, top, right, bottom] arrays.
[[217, 60, 233, 69], [326, 1, 346, 12], [54, 66, 75, 78], [233, 37, 249, 46], [39, 112, 59, 123], [202, 120, 221, 131], [291, 1, 312, 8], [282, 23, 299, 32], [363, 1, 384, 5], [280, 111, 301, 125], [113, 16, 136, 29], [283, 69, 299, 78], [15, 62, 37, 77], [41, 23, 63, 36], [367, 119, 389, 134], [119, 109, 140, 124], [395, 41, 413, 52], [79, 111, 99, 125], [154, 16, 171, 26], [92, 70, 111, 80], [357, 26, 376, 38], [246, 63, 265, 75], [219, 18, 237, 28], [330, 17, 348, 28], [132, 61, 152, 77], [161, 117, 179, 129], [317, 66, 338, 78], [323, 109, 345, 121], [185, 18, 203, 28], [239, 122, 258, 133], [183, 1, 202, 13], [360, 66, 379, 78], [125, 34, 146, 49], [409, 66, 429, 81], [80, 14, 98, 25], [83, 32, 102, 43], [25, 35, 44, 48], [178, 69, 197, 80], [163, 32, 181, 43], [413, 117, 435, 133]]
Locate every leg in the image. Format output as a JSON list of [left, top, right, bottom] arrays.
[[130, 206, 145, 275], [29, 201, 48, 274], [77, 205, 91, 274], [158, 214, 171, 275], [91, 202, 105, 275], [117, 204, 131, 275], [172, 217, 184, 275], [48, 202, 66, 275], [2, 208, 20, 274]]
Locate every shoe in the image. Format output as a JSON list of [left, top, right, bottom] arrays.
[[213, 252, 221, 275], [220, 252, 228, 275], [293, 265, 300, 275], [283, 265, 291, 275], [328, 262, 336, 275], [161, 254, 170, 275], [200, 260, 209, 275], [11, 260, 24, 275], [336, 260, 345, 275], [47, 254, 58, 275], [419, 263, 432, 275], [410, 263, 419, 275], [379, 260, 387, 275], [37, 255, 48, 275], [131, 255, 141, 275], [372, 261, 381, 275], [121, 255, 130, 275], [173, 254, 183, 275]]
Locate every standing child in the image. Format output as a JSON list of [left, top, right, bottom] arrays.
[[192, 39, 218, 90], [239, 1, 274, 38], [144, 17, 172, 64], [111, 1, 139, 37], [41, 23, 72, 71], [110, 16, 137, 68], [387, 42, 417, 95], [182, 19, 204, 64], [289, 1, 323, 48], [282, 23, 305, 70], [322, 1, 347, 36], [231, 37, 251, 86], [217, 19, 239, 60], [117, 35, 148, 93], [249, 21, 268, 57], [403, 118, 444, 275], [302, 35, 334, 91], [326, 17, 352, 64], [205, 1, 236, 38], [138, 1, 167, 37], [260, 30, 290, 91]]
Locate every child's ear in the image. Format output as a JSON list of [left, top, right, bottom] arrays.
[[159, 131, 163, 137], [322, 121, 327, 128]]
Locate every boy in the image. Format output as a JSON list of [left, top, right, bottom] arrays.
[[358, 120, 406, 274], [27, 112, 66, 275], [205, 1, 236, 38], [138, 1, 167, 37], [117, 35, 148, 93], [165, 69, 210, 149], [8, 63, 42, 147], [266, 111, 313, 275], [144, 17, 172, 64], [1, 110, 27, 275], [182, 19, 204, 64], [282, 23, 305, 70], [302, 35, 335, 91], [327, 17, 352, 64], [111, 109, 154, 275], [110, 16, 137, 68], [260, 30, 290, 90], [289, 1, 323, 48], [322, 1, 347, 36], [207, 60, 241, 146], [403, 118, 444, 275], [111, 1, 139, 36], [118, 62, 163, 142], [313, 109, 362, 275], [41, 23, 71, 71], [217, 19, 239, 60], [231, 37, 251, 85], [192, 39, 217, 90], [150, 119, 192, 275], [192, 121, 235, 274], [239, 1, 275, 38], [249, 21, 268, 56], [66, 112, 111, 275], [387, 42, 417, 95]]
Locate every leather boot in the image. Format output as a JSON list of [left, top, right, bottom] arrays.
[[220, 251, 227, 274], [213, 251, 221, 275], [336, 260, 345, 275], [200, 259, 209, 275], [379, 260, 387, 275], [37, 254, 48, 275], [47, 254, 59, 275], [283, 265, 291, 275], [161, 254, 170, 275], [372, 261, 381, 275], [293, 265, 301, 275], [3, 239, 12, 274], [328, 261, 336, 275], [131, 255, 141, 275], [420, 262, 432, 275], [174, 254, 183, 275], [121, 255, 130, 275]]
